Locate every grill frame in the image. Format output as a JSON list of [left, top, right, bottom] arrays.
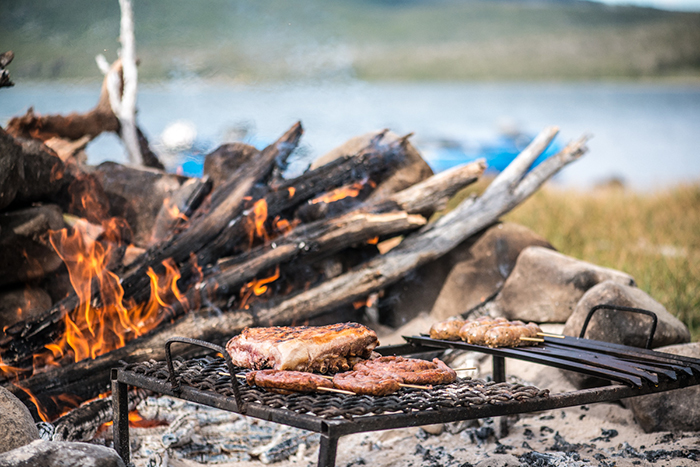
[[112, 336, 700, 467]]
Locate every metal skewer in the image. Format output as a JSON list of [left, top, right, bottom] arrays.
[[451, 367, 477, 371]]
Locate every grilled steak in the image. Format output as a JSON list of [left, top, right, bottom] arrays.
[[245, 370, 334, 394], [226, 322, 379, 372], [353, 356, 457, 385]]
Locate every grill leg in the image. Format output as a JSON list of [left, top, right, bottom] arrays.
[[318, 434, 339, 467], [112, 370, 130, 465], [492, 356, 509, 438]]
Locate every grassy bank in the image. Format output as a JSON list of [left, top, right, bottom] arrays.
[[2, 0, 700, 83], [450, 181, 700, 341]]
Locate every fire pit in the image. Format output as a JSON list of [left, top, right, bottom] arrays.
[[111, 326, 700, 467]]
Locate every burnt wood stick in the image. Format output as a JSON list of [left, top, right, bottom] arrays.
[[203, 161, 485, 299], [0, 123, 303, 368], [51, 388, 149, 442], [199, 211, 427, 301]]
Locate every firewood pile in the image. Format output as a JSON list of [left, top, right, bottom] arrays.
[[0, 51, 588, 432]]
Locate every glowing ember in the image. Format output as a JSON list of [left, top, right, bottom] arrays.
[[288, 187, 295, 198], [366, 236, 379, 245], [310, 180, 366, 205], [244, 199, 269, 247], [239, 266, 280, 309]]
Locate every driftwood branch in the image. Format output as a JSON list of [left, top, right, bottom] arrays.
[[112, 0, 142, 165]]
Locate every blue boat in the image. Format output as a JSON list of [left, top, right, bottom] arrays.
[[419, 132, 562, 174]]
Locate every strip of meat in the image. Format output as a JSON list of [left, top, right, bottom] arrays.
[[353, 356, 457, 385], [245, 370, 334, 394], [429, 319, 466, 340], [226, 322, 379, 372], [332, 371, 401, 396]]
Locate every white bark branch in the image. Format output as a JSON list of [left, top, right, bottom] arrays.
[[116, 0, 142, 165]]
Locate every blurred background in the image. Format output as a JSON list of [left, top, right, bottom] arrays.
[[1, 0, 699, 187], [2, 0, 699, 335]]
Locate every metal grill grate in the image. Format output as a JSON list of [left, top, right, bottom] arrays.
[[124, 355, 549, 419]]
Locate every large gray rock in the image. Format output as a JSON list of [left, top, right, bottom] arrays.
[[563, 280, 690, 348], [310, 129, 433, 203], [493, 247, 635, 323], [380, 223, 552, 327], [624, 342, 700, 432], [430, 223, 553, 321], [0, 386, 39, 454], [0, 440, 125, 467]]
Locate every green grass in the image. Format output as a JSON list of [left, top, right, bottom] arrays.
[[2, 0, 700, 82], [448, 181, 700, 341]]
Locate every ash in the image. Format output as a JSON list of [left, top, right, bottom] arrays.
[[98, 396, 320, 466]]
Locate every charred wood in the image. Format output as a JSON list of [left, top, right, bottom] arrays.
[[0, 123, 303, 369], [205, 161, 485, 300], [51, 389, 149, 442]]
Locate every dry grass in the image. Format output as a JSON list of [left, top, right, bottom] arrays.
[[448, 181, 700, 341]]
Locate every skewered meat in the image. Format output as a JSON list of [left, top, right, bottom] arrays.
[[245, 370, 334, 395], [332, 371, 401, 396], [353, 356, 457, 385], [429, 319, 466, 340], [226, 322, 379, 372], [483, 322, 541, 347], [458, 317, 510, 343]]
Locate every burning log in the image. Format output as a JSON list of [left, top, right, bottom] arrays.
[[0, 123, 304, 372], [3, 127, 585, 418], [207, 161, 486, 300]]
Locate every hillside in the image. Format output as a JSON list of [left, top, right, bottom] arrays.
[[2, 0, 700, 82]]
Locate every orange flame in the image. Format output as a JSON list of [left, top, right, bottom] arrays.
[[288, 187, 295, 198], [310, 181, 365, 205], [239, 266, 280, 309], [11, 382, 50, 422], [244, 199, 269, 248], [14, 220, 186, 377]]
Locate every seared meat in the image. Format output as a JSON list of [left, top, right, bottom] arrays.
[[451, 317, 542, 347], [226, 322, 379, 372], [353, 356, 457, 385], [458, 317, 509, 343], [332, 371, 401, 396], [429, 319, 466, 340], [483, 322, 542, 347], [245, 370, 334, 394]]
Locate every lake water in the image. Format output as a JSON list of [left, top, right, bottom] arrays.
[[2, 81, 699, 189]]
